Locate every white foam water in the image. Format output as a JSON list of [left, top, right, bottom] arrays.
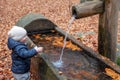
[[52, 15, 76, 68], [52, 60, 63, 68]]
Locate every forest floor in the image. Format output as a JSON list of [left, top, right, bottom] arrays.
[[0, 0, 120, 80]]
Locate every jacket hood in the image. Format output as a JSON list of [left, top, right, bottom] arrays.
[[7, 38, 23, 50]]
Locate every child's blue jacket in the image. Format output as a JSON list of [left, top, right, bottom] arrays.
[[7, 38, 37, 74]]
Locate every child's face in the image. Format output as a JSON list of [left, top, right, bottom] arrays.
[[20, 36, 27, 43]]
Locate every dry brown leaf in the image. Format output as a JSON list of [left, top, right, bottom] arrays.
[[105, 68, 120, 80]]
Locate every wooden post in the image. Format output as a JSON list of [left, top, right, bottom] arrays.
[[98, 0, 120, 62]]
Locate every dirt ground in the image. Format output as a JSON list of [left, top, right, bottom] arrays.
[[0, 0, 120, 80]]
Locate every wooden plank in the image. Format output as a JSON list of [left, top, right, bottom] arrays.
[[72, 0, 103, 19], [98, 0, 120, 62]]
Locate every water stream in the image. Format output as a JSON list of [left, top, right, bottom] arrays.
[[52, 15, 76, 68]]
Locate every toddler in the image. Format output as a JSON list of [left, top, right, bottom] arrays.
[[7, 26, 43, 80]]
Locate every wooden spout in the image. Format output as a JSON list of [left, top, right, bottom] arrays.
[[72, 0, 103, 19]]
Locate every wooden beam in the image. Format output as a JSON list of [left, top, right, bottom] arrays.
[[80, 0, 96, 3], [72, 0, 103, 19], [98, 0, 120, 62]]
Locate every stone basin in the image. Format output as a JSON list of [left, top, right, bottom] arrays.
[[16, 13, 120, 80]]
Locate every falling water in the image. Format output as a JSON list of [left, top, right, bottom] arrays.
[[52, 15, 76, 68]]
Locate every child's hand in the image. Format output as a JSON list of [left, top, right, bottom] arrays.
[[34, 46, 43, 53], [37, 47, 43, 53]]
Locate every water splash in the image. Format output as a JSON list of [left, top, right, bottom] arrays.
[[52, 59, 63, 68], [52, 15, 76, 68]]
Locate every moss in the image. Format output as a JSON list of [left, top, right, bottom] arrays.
[[116, 56, 120, 66]]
